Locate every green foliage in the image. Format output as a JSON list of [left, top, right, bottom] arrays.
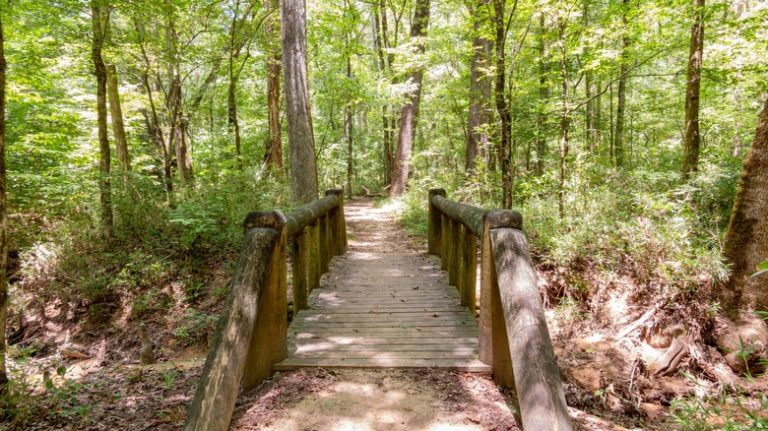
[[753, 261, 768, 278], [161, 369, 179, 391], [1, 363, 88, 424], [671, 392, 768, 431], [174, 309, 218, 345]]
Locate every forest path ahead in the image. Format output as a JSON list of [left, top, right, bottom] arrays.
[[275, 198, 488, 371]]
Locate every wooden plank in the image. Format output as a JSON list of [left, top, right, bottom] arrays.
[[290, 350, 479, 359], [294, 312, 472, 321], [298, 306, 470, 314], [290, 329, 479, 337], [274, 357, 492, 372], [288, 335, 479, 349], [310, 302, 462, 308], [294, 318, 473, 325], [290, 320, 477, 329], [320, 285, 453, 291], [290, 342, 479, 352], [313, 290, 458, 297]]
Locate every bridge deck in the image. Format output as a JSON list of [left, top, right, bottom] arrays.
[[275, 201, 490, 372]]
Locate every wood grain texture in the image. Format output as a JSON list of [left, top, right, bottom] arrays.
[[277, 250, 485, 371]]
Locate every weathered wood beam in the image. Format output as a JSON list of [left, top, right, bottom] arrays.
[[291, 229, 309, 311], [284, 194, 339, 237], [430, 194, 494, 237], [461, 227, 477, 309], [185, 211, 286, 431], [440, 214, 449, 270], [428, 188, 446, 255], [325, 189, 347, 255], [489, 217, 571, 430]]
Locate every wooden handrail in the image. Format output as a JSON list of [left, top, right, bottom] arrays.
[[428, 188, 572, 431], [185, 190, 347, 431]]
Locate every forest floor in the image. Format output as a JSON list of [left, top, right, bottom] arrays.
[[4, 198, 766, 430]]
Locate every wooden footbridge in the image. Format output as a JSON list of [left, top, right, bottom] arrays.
[[185, 189, 572, 431]]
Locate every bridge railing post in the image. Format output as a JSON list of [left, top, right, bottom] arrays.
[[185, 211, 288, 431], [319, 213, 330, 273], [428, 188, 446, 255], [483, 210, 572, 431], [429, 189, 571, 430], [326, 189, 347, 255], [308, 219, 320, 292], [291, 229, 309, 312], [460, 225, 476, 309]]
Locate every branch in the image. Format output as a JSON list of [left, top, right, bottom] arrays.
[[570, 48, 667, 112]]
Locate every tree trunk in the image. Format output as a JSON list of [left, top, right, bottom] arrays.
[[614, 0, 629, 168], [163, 11, 194, 184], [682, 0, 705, 180], [91, 3, 114, 240], [106, 64, 131, 171], [135, 20, 173, 197], [557, 20, 569, 220], [389, 0, 430, 197], [609, 80, 614, 163], [373, 0, 393, 184], [0, 15, 9, 395], [344, 35, 355, 199], [169, 74, 194, 183], [344, 3, 354, 199], [466, 0, 492, 172], [164, 9, 194, 184], [535, 12, 548, 176], [595, 76, 602, 154], [282, 0, 318, 204], [227, 0, 247, 170], [493, 0, 513, 208], [721, 97, 768, 311], [141, 73, 173, 197], [227, 69, 242, 168], [264, 0, 283, 171], [585, 70, 594, 152]]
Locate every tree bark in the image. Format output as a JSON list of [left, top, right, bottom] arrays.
[[0, 15, 9, 395], [721, 97, 768, 311], [595, 76, 602, 154], [106, 64, 131, 171], [682, 0, 704, 180], [344, 7, 354, 199], [614, 0, 629, 168], [135, 20, 173, 197], [169, 74, 194, 183], [493, 0, 513, 208], [557, 19, 569, 220], [264, 0, 283, 172], [609, 80, 614, 163], [373, 1, 392, 184], [389, 0, 431, 197], [228, 1, 244, 170], [91, 3, 114, 240], [380, 3, 396, 183], [535, 12, 548, 176], [164, 12, 194, 183], [282, 0, 318, 204], [466, 0, 492, 172]]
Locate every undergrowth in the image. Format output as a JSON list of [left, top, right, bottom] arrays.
[[671, 392, 768, 430], [394, 157, 738, 317]]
